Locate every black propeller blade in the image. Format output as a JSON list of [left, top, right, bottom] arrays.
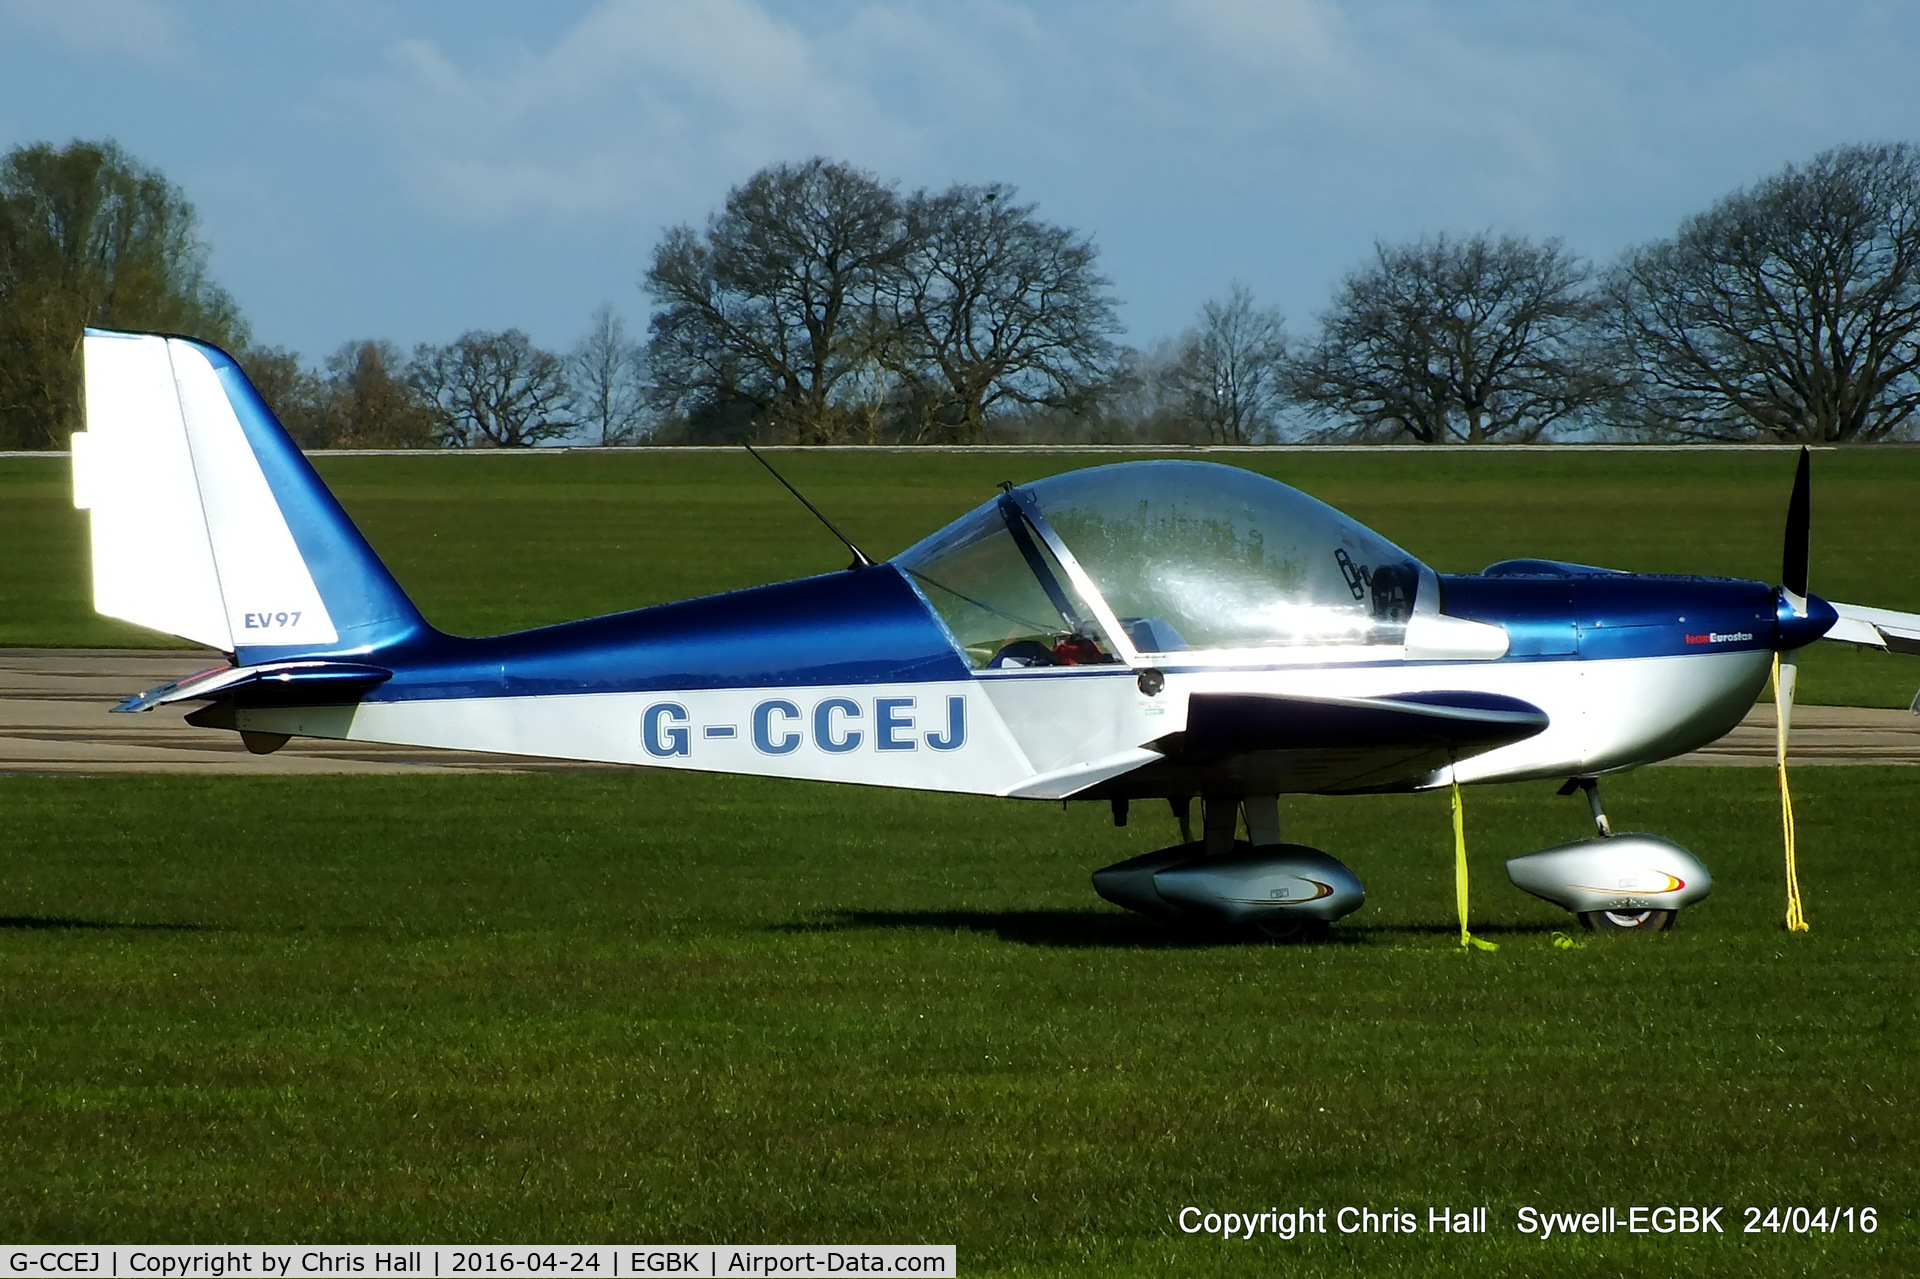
[[1782, 446, 1811, 602]]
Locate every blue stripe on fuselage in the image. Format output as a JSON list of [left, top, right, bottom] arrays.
[[362, 564, 970, 702]]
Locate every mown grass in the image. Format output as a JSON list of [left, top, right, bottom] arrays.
[[4, 446, 1918, 1269], [0, 767, 1914, 1273], [5, 447, 1920, 704]]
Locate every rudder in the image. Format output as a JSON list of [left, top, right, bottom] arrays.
[[72, 329, 428, 659]]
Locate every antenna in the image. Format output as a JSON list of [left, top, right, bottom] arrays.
[[743, 443, 875, 570]]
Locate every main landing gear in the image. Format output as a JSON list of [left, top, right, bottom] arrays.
[[1091, 796, 1367, 942]]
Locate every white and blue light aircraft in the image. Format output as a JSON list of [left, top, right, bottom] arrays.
[[71, 330, 1920, 939]]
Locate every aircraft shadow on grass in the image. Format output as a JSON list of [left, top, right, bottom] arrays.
[[779, 908, 1212, 949], [776, 909, 1568, 949], [0, 916, 205, 932]]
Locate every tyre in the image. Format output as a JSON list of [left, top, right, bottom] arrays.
[[1252, 915, 1330, 944], [1578, 908, 1675, 933]]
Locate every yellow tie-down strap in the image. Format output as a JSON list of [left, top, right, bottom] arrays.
[[1773, 655, 1809, 933], [1452, 778, 1498, 952]]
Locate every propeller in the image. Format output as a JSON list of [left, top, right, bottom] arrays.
[[1775, 446, 1811, 932], [1782, 446, 1811, 608]]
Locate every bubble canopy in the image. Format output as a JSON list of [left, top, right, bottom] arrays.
[[893, 461, 1428, 668]]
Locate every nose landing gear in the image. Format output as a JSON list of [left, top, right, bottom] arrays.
[[1506, 777, 1712, 932], [1581, 907, 1676, 933], [1563, 775, 1612, 837]]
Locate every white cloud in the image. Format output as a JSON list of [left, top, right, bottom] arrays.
[[351, 0, 1920, 336], [372, 0, 921, 220], [362, 0, 1788, 235]]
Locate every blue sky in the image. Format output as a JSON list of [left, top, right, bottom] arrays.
[[3, 0, 1917, 365]]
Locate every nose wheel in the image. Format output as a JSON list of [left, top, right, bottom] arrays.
[[1511, 786, 1711, 934], [1578, 907, 1676, 933]]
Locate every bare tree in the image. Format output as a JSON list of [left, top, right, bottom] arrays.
[[238, 342, 436, 450], [569, 303, 649, 445], [1605, 144, 1920, 442], [644, 158, 905, 443], [324, 340, 438, 448], [1287, 233, 1609, 443], [1160, 284, 1289, 444], [883, 184, 1119, 443], [411, 330, 572, 448], [1106, 340, 1209, 443]]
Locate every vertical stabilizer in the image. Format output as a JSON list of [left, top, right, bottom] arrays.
[[72, 330, 427, 658]]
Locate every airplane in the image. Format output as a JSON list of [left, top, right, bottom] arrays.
[[69, 329, 1920, 942]]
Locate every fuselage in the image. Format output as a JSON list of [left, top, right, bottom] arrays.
[[73, 336, 1841, 811], [228, 560, 1813, 799]]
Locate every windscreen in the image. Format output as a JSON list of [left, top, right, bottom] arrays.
[[1022, 461, 1423, 651], [893, 498, 1115, 668]]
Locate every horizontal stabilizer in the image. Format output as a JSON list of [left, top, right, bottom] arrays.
[[114, 660, 392, 713]]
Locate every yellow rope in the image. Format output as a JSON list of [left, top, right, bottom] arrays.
[[1773, 655, 1809, 932], [1451, 777, 1498, 951]]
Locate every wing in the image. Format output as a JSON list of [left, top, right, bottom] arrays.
[[1032, 690, 1550, 800], [1823, 601, 1920, 656]]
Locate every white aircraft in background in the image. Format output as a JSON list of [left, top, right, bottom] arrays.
[[71, 330, 1920, 940]]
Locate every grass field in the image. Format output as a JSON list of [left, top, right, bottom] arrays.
[[0, 767, 1914, 1272], [5, 446, 1920, 704], [2, 446, 1917, 1271]]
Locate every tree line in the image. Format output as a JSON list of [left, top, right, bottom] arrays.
[[0, 140, 645, 450], [3, 139, 1917, 449]]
